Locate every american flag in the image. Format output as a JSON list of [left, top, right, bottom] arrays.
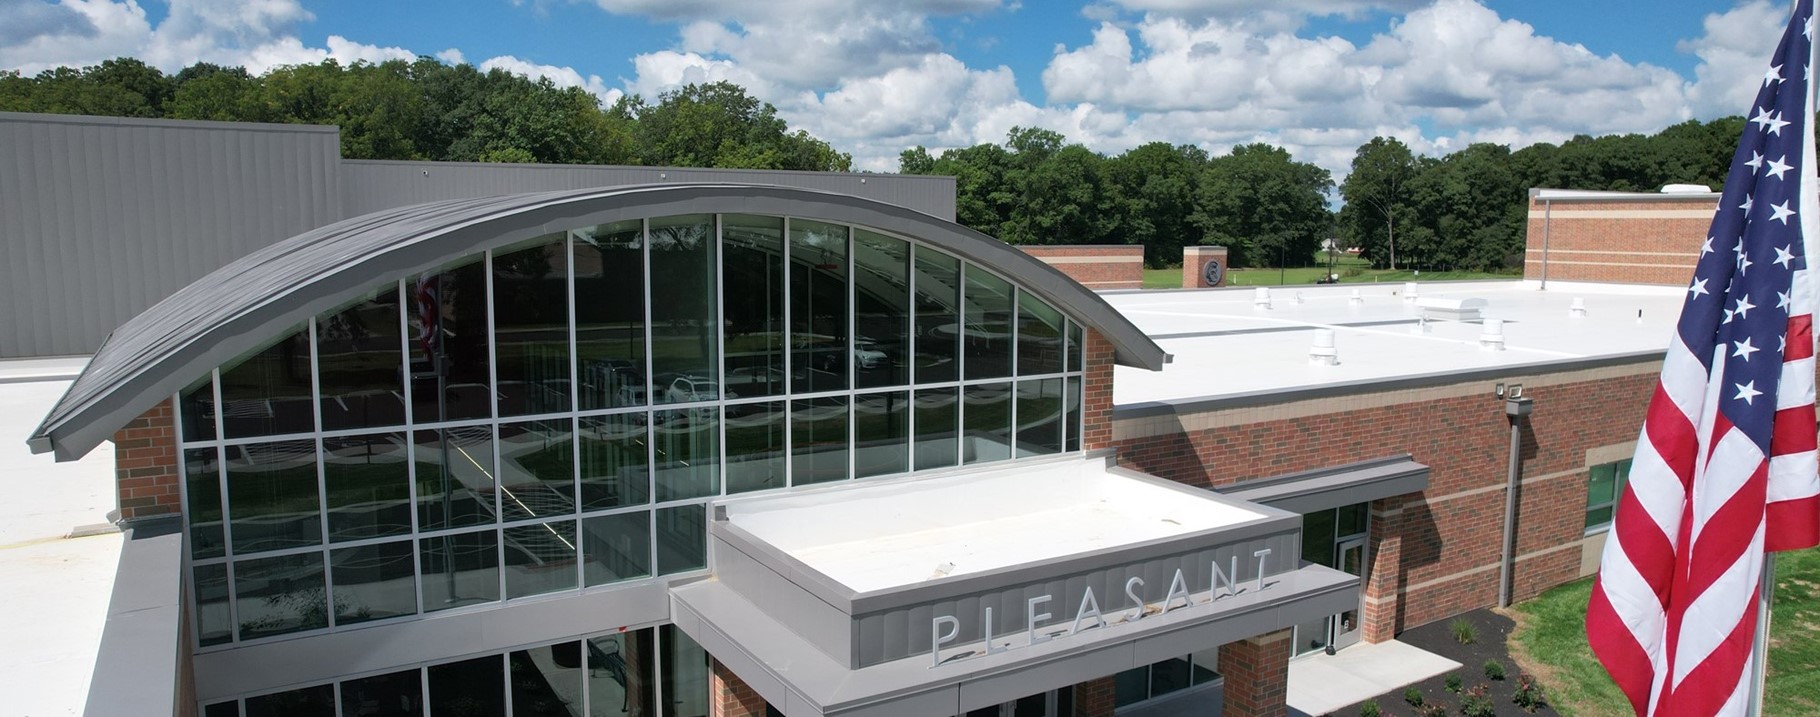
[[1587, 2, 1820, 715], [415, 271, 445, 358]]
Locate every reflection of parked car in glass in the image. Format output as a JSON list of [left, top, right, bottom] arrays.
[[853, 338, 888, 370], [663, 375, 727, 404], [725, 366, 784, 393]]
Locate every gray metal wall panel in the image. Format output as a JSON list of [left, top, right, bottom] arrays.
[[340, 160, 957, 221], [0, 113, 341, 358]]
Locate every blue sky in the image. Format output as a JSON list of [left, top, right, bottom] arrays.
[[0, 0, 1794, 176]]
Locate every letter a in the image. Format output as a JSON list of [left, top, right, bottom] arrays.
[[1073, 587, 1105, 632]]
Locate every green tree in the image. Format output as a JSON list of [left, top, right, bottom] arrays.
[[166, 63, 268, 122], [629, 81, 849, 171], [1192, 143, 1333, 268], [1339, 136, 1416, 269], [1104, 142, 1208, 267]]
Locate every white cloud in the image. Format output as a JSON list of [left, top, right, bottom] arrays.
[[1681, 0, 1785, 118], [436, 48, 465, 65], [0, 0, 152, 75], [479, 54, 624, 105]]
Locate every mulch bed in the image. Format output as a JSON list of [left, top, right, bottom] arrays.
[[1322, 609, 1560, 717]]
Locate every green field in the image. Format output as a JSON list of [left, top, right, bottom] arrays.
[[1143, 252, 1515, 289], [1508, 546, 1820, 716]]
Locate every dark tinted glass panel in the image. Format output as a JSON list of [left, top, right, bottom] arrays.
[[725, 401, 786, 494], [1337, 502, 1368, 537], [1588, 464, 1617, 505], [194, 563, 231, 646], [1113, 665, 1149, 706], [494, 235, 573, 417], [792, 397, 849, 486], [1190, 647, 1221, 685], [226, 440, 320, 554], [1149, 656, 1192, 698], [589, 629, 656, 717], [655, 504, 705, 575], [1016, 379, 1064, 457], [324, 433, 410, 542], [204, 702, 238, 717], [1017, 290, 1065, 376], [653, 408, 718, 502], [1302, 509, 1337, 567], [415, 426, 495, 532], [649, 215, 717, 401], [181, 375, 216, 442], [1066, 320, 1083, 373], [1065, 376, 1082, 452], [790, 219, 848, 393], [853, 392, 908, 478], [962, 382, 1012, 464], [579, 415, 649, 510], [963, 266, 1013, 380], [505, 520, 578, 598], [913, 387, 959, 471], [317, 286, 406, 431], [419, 529, 500, 611], [331, 539, 417, 625], [410, 256, 492, 423], [512, 642, 584, 716], [218, 325, 313, 438], [723, 215, 786, 399], [1585, 506, 1614, 529], [234, 552, 327, 640], [575, 220, 647, 411], [852, 230, 909, 389], [430, 655, 505, 717], [186, 447, 224, 559], [661, 625, 710, 717], [499, 419, 576, 522], [913, 249, 960, 383], [583, 511, 651, 586], [245, 684, 333, 717], [341, 669, 423, 717]]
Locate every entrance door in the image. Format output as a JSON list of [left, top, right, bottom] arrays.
[[965, 690, 1060, 717], [1330, 536, 1368, 651]]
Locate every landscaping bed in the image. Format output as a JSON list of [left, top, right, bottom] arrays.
[[1327, 609, 1558, 717]]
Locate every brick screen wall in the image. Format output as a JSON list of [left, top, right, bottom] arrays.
[[1113, 362, 1660, 634], [1524, 196, 1716, 285], [1219, 629, 1292, 717], [1019, 245, 1144, 290], [710, 658, 770, 717], [112, 398, 180, 522]]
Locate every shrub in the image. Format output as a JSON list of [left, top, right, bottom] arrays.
[[1404, 687, 1425, 707], [1460, 685, 1495, 717], [1483, 659, 1506, 681], [1445, 673, 1463, 693], [1512, 672, 1546, 713], [1450, 618, 1477, 644], [1417, 704, 1448, 717], [1360, 699, 1381, 717]]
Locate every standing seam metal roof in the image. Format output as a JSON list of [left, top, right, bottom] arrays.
[[30, 183, 1167, 461]]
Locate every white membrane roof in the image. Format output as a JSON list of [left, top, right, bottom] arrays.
[[1107, 280, 1687, 407], [722, 457, 1267, 593]]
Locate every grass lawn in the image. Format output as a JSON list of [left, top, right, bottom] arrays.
[[1143, 252, 1516, 289], [1508, 545, 1820, 716]]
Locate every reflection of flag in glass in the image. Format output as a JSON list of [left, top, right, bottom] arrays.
[[415, 272, 443, 357], [1587, 2, 1820, 715]]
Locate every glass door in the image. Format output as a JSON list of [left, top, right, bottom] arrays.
[[1330, 536, 1368, 651], [964, 689, 1062, 717]]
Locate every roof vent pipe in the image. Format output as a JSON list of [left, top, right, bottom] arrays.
[[1310, 329, 1339, 365], [1295, 291, 1305, 304], [1480, 318, 1507, 351], [1350, 289, 1363, 305], [1570, 298, 1587, 318], [1254, 287, 1272, 310], [1404, 282, 1419, 302]]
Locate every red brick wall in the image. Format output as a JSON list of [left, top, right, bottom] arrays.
[[1218, 629, 1291, 717], [1524, 196, 1715, 285], [1019, 245, 1144, 290], [113, 399, 181, 522], [710, 659, 769, 717], [1182, 246, 1230, 288], [1114, 366, 1657, 634], [1072, 677, 1117, 717], [1083, 330, 1115, 451]]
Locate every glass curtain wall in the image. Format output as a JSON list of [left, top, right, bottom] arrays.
[[176, 213, 1089, 649]]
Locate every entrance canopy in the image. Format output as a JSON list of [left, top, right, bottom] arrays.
[[671, 455, 1358, 717]]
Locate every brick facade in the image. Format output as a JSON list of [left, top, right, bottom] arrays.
[[1218, 629, 1292, 717], [1182, 246, 1231, 288], [1019, 245, 1144, 290], [711, 658, 770, 717], [1523, 195, 1715, 286], [1071, 677, 1117, 717], [1082, 330, 1116, 452], [112, 399, 181, 522], [1114, 363, 1658, 634]]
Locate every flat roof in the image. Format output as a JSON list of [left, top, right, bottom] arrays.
[[723, 457, 1267, 594], [1108, 280, 1686, 408]]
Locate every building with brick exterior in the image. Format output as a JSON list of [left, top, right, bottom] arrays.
[[12, 110, 1704, 717], [1524, 187, 1718, 287]]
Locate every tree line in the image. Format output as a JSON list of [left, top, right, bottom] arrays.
[[4, 58, 1746, 271], [0, 57, 850, 171]]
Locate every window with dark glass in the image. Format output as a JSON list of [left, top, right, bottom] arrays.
[[660, 625, 710, 717], [1066, 321, 1083, 373], [963, 382, 1012, 463], [579, 414, 650, 510], [498, 419, 576, 522], [340, 668, 422, 717], [504, 520, 578, 598], [913, 248, 961, 384], [415, 427, 496, 531], [853, 230, 909, 389], [234, 552, 327, 640], [649, 215, 718, 401], [245, 684, 334, 717], [193, 564, 231, 647], [575, 220, 647, 411], [723, 215, 786, 399], [181, 375, 216, 442], [512, 641, 585, 716], [430, 655, 506, 717], [323, 432, 409, 542], [225, 440, 320, 554], [494, 235, 573, 417], [654, 408, 718, 501], [1017, 290, 1064, 376], [1016, 379, 1064, 457], [963, 266, 1014, 380], [1586, 459, 1632, 531], [331, 539, 416, 625], [218, 326, 313, 438], [204, 701, 238, 717], [589, 629, 656, 716], [419, 528, 500, 611], [913, 387, 959, 471], [791, 220, 849, 393], [410, 256, 492, 423], [655, 504, 705, 575], [793, 396, 849, 485], [317, 286, 406, 431], [1066, 376, 1083, 452], [583, 510, 651, 586], [186, 447, 224, 559], [725, 401, 786, 494], [854, 392, 908, 478]]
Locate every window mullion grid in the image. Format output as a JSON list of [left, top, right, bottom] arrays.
[[715, 214, 728, 496], [503, 650, 515, 717], [955, 262, 967, 467], [397, 279, 426, 617], [484, 248, 506, 605], [173, 392, 205, 651], [906, 245, 918, 470], [782, 217, 794, 487], [641, 218, 659, 574], [846, 224, 856, 481], [1010, 287, 1019, 457], [209, 368, 239, 644], [566, 229, 584, 593], [308, 316, 335, 628]]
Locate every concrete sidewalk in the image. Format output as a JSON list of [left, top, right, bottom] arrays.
[[1286, 640, 1461, 716]]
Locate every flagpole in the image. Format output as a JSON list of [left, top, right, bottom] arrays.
[[1748, 553, 1775, 715]]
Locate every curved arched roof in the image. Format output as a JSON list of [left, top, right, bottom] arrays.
[[31, 183, 1167, 461]]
